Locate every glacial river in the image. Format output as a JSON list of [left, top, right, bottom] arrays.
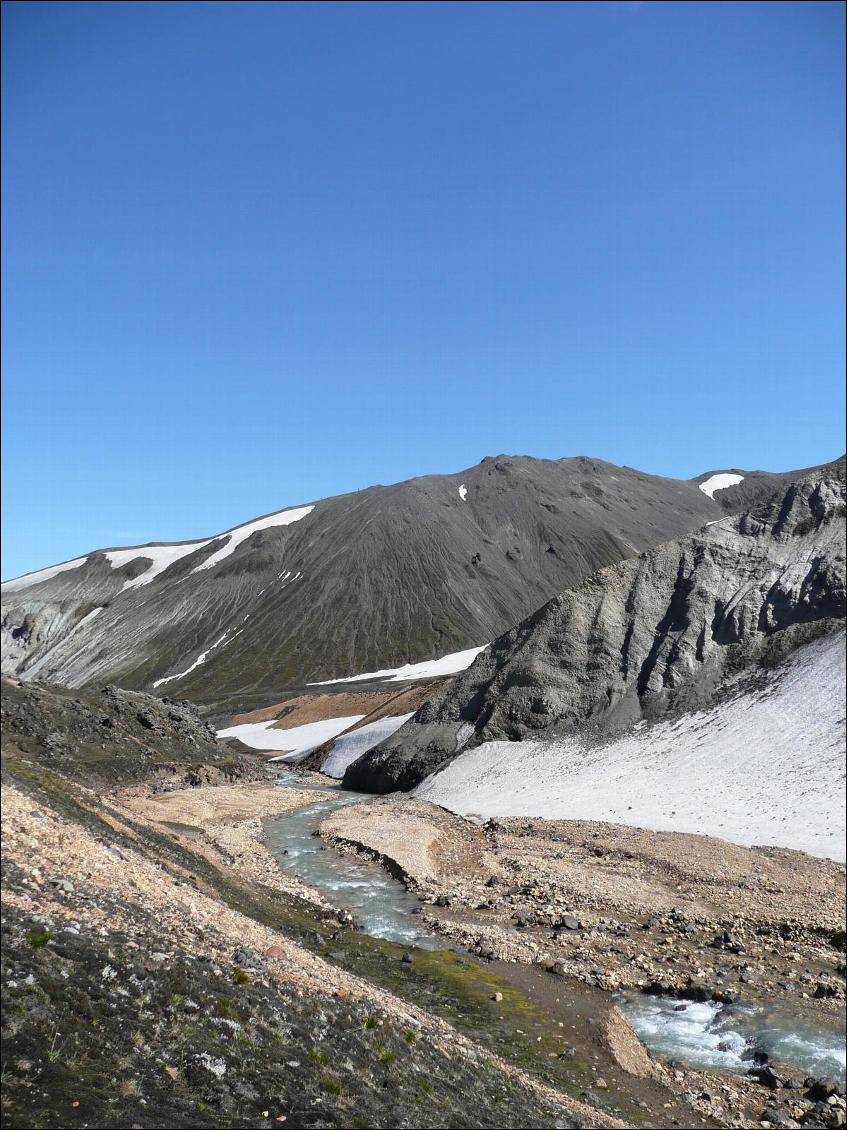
[[264, 779, 846, 1087]]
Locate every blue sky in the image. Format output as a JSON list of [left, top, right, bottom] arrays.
[[2, 1, 844, 578]]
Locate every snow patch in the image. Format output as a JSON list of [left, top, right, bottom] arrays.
[[153, 630, 238, 688], [458, 484, 468, 501], [191, 507, 313, 573], [308, 644, 488, 686], [19, 504, 317, 593], [699, 473, 744, 499], [1, 556, 89, 592], [415, 634, 846, 861], [105, 542, 213, 590], [320, 713, 416, 778], [216, 715, 364, 758]]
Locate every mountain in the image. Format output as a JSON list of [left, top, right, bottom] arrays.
[[2, 454, 840, 710], [343, 466, 846, 795]]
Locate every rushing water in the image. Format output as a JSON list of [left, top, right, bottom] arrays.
[[618, 993, 846, 1086], [263, 784, 441, 949], [264, 778, 846, 1083]]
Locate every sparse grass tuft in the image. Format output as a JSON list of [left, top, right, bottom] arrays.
[[26, 929, 52, 948]]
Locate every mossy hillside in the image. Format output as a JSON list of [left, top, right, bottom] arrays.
[[1, 755, 703, 1128]]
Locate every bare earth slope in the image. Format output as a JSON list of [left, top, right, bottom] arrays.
[[345, 470, 846, 794], [5, 454, 830, 708]]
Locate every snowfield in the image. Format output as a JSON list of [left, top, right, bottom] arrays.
[[320, 713, 416, 778], [216, 715, 364, 758], [104, 505, 315, 590], [190, 506, 314, 573], [416, 633, 846, 861], [699, 472, 744, 499], [105, 542, 214, 590], [309, 644, 488, 686], [5, 505, 315, 593], [1, 556, 89, 592]]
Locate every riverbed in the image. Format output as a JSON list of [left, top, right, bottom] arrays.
[[264, 783, 440, 948], [263, 777, 846, 1089]]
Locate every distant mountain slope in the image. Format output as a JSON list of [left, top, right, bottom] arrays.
[[2, 454, 840, 707], [345, 467, 846, 794], [693, 456, 845, 513]]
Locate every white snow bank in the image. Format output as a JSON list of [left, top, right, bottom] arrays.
[[320, 713, 416, 778], [216, 715, 364, 758], [416, 633, 846, 861], [458, 484, 468, 501], [309, 644, 488, 686], [190, 506, 314, 574], [105, 542, 213, 590], [1, 556, 89, 592], [102, 504, 315, 590], [699, 473, 744, 499]]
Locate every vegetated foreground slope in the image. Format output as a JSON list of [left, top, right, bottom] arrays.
[[0, 720, 618, 1130], [4, 454, 834, 708], [345, 469, 846, 795]]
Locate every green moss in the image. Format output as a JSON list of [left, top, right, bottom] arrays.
[[26, 929, 52, 948]]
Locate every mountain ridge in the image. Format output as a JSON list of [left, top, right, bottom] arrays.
[[3, 453, 842, 710], [343, 465, 846, 794]]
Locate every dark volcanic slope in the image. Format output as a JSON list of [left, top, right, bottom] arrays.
[[694, 457, 845, 513], [344, 469, 846, 794], [3, 454, 840, 706], [0, 678, 266, 788]]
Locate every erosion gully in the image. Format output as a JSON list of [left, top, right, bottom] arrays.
[[262, 778, 844, 1125]]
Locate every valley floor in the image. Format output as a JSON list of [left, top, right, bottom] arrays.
[[1, 759, 626, 1130], [3, 748, 845, 1130]]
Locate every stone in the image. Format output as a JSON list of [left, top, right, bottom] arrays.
[[807, 1078, 843, 1102]]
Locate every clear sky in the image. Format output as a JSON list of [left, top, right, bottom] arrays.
[[2, 1, 844, 579]]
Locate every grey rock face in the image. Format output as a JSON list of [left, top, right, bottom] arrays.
[[344, 473, 846, 794]]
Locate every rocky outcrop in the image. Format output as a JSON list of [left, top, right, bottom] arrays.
[[344, 473, 846, 793], [0, 678, 266, 788]]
